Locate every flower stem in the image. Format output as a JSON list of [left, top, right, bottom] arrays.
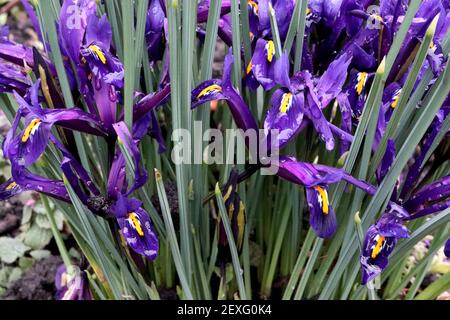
[[41, 196, 72, 269]]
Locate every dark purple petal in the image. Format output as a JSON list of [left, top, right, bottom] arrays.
[[191, 79, 226, 108], [107, 153, 126, 199], [113, 122, 148, 196], [427, 42, 446, 76], [192, 51, 258, 133], [218, 15, 233, 47], [274, 155, 344, 187], [197, 0, 231, 23], [133, 84, 171, 121], [10, 164, 70, 202], [92, 80, 117, 129], [273, 53, 291, 88], [0, 41, 34, 67], [264, 89, 304, 149], [114, 195, 159, 260], [19, 118, 52, 166], [59, 0, 96, 64], [405, 172, 450, 213], [0, 179, 23, 201], [316, 52, 352, 106], [86, 14, 112, 49], [146, 0, 165, 64], [251, 38, 276, 90], [0, 63, 31, 94], [401, 110, 445, 200], [377, 139, 396, 183], [305, 93, 335, 150], [408, 200, 450, 220], [306, 186, 337, 238], [336, 93, 352, 154], [322, 0, 344, 22]]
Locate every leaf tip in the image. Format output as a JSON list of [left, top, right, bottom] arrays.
[[376, 57, 386, 75]]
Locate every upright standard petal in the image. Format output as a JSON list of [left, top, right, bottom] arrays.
[[112, 121, 149, 196], [316, 52, 352, 107], [59, 0, 96, 64]]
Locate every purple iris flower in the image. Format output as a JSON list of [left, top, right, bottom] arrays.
[[60, 120, 159, 260], [191, 50, 356, 238], [107, 121, 158, 259], [0, 35, 35, 68], [55, 265, 92, 300], [344, 69, 373, 119], [59, 0, 124, 131], [265, 52, 352, 150], [2, 81, 105, 167], [192, 49, 258, 133], [403, 172, 450, 219], [360, 205, 410, 284], [145, 0, 166, 66], [273, 156, 343, 238]]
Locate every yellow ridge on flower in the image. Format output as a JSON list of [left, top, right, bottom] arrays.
[[356, 72, 368, 96], [129, 212, 144, 237], [248, 0, 258, 14], [246, 60, 253, 75], [89, 45, 107, 64], [391, 89, 401, 108], [372, 14, 383, 22], [266, 40, 275, 63], [371, 235, 385, 259], [5, 181, 17, 190], [197, 84, 222, 99], [279, 93, 293, 113], [22, 119, 42, 143], [314, 186, 329, 215]]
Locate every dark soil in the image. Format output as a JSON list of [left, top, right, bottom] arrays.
[[2, 255, 62, 300], [0, 199, 23, 237]]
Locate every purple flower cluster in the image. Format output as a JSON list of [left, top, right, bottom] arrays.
[[192, 0, 450, 284], [0, 1, 170, 269], [0, 0, 448, 291]]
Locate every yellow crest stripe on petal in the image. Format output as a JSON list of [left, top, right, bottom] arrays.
[[197, 84, 222, 99], [22, 119, 42, 143], [314, 186, 329, 215], [129, 212, 144, 237], [89, 45, 107, 64], [371, 235, 385, 259]]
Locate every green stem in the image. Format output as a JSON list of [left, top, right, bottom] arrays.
[[42, 196, 72, 269]]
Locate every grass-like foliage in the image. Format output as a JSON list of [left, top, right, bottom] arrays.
[[0, 0, 449, 300]]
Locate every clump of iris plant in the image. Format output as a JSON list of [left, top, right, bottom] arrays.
[[0, 0, 448, 300]]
